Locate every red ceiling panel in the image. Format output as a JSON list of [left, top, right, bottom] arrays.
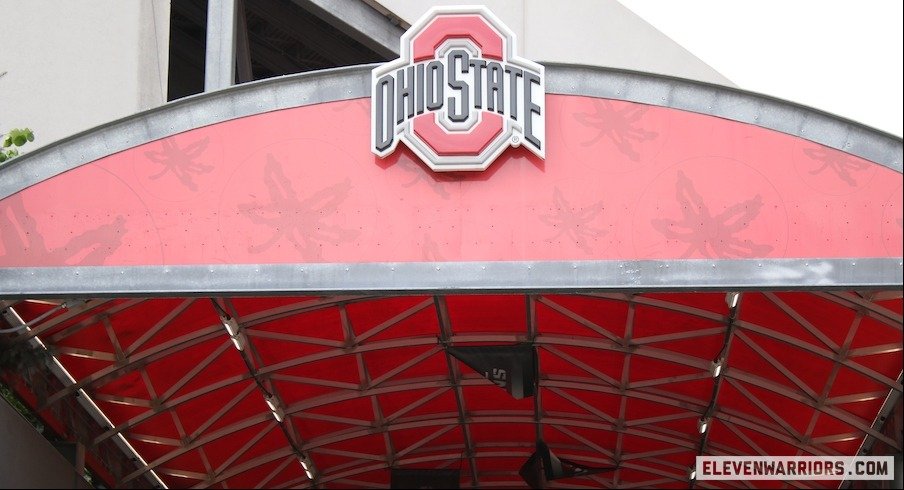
[[346, 296, 435, 339], [544, 295, 630, 332], [447, 295, 527, 334], [544, 344, 625, 382], [633, 301, 723, 339], [546, 388, 622, 422], [221, 456, 291, 489], [465, 384, 536, 412], [272, 354, 363, 387], [849, 314, 902, 349], [2, 291, 899, 489], [362, 344, 445, 382], [250, 312, 345, 344], [629, 355, 703, 383], [377, 387, 454, 418]]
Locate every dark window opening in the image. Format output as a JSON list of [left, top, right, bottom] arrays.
[[167, 0, 388, 101]]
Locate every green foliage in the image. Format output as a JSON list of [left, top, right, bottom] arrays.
[[0, 338, 51, 432], [0, 382, 44, 432], [0, 127, 35, 163], [0, 337, 50, 372]]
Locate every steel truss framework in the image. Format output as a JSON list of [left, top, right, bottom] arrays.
[[4, 290, 901, 489]]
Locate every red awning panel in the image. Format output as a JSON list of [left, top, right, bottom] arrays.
[[1, 96, 901, 267]]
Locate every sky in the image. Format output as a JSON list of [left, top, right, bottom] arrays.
[[618, 0, 903, 137]]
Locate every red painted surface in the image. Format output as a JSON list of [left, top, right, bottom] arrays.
[[412, 15, 505, 62], [1, 95, 900, 267], [411, 112, 505, 156]]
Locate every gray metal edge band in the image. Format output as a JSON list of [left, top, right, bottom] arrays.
[[0, 258, 901, 298], [1, 64, 901, 202]]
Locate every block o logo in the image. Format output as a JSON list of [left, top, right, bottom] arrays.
[[372, 7, 545, 172]]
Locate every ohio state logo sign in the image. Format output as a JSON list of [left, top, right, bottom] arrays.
[[371, 6, 545, 172]]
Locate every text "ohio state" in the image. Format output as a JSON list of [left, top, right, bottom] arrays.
[[373, 48, 543, 153]]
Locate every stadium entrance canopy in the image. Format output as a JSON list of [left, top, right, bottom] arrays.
[[0, 10, 901, 488]]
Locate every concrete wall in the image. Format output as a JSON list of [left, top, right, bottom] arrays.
[[0, 398, 92, 489], [0, 0, 170, 153], [373, 0, 734, 87], [1, 0, 731, 156]]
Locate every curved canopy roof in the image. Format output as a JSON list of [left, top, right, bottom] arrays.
[[1, 65, 901, 489]]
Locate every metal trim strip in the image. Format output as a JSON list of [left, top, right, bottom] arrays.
[[1, 258, 900, 298], [1, 64, 900, 201]]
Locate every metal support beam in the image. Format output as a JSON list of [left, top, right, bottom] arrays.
[[252, 455, 295, 489], [693, 292, 742, 487], [796, 312, 864, 457], [2, 306, 169, 489], [290, 0, 404, 59], [435, 295, 478, 487], [613, 299, 636, 487], [527, 295, 543, 445], [841, 372, 904, 489], [247, 0, 379, 66], [234, 0, 253, 83]]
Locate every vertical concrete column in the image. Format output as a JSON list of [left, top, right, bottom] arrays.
[[205, 0, 237, 91]]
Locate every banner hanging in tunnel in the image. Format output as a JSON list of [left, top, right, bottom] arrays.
[[446, 343, 538, 399]]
